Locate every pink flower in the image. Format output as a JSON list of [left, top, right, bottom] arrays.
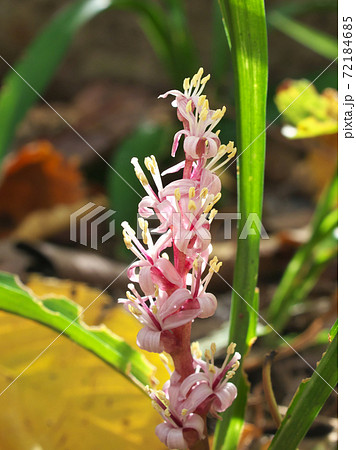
[[181, 343, 241, 418], [147, 374, 205, 449], [155, 413, 205, 449], [159, 68, 226, 161], [119, 286, 200, 353]]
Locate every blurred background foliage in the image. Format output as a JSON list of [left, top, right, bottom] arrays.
[[0, 0, 337, 448]]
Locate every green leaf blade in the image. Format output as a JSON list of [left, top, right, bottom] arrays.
[[270, 327, 338, 450], [0, 271, 155, 389], [213, 0, 268, 448]]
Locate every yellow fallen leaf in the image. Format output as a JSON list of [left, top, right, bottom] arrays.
[[0, 275, 167, 450]]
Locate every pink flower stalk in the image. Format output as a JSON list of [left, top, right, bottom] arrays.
[[119, 68, 240, 449]]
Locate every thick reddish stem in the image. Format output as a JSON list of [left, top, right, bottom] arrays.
[[169, 323, 195, 378]]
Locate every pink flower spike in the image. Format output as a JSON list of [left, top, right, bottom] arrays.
[[119, 68, 239, 448]]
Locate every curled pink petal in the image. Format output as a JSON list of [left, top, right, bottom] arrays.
[[197, 293, 217, 318], [172, 130, 188, 156], [184, 413, 206, 440], [139, 265, 155, 296], [138, 196, 156, 218], [159, 288, 191, 318], [156, 424, 187, 450], [180, 372, 209, 397], [163, 306, 200, 329], [212, 382, 237, 413], [166, 428, 188, 449], [137, 327, 163, 353]]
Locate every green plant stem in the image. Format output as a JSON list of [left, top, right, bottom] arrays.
[[213, 1, 268, 449], [262, 351, 282, 427]]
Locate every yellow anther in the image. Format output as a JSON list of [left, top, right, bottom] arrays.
[[138, 218, 148, 244], [227, 342, 237, 355], [232, 361, 240, 371], [154, 284, 159, 297], [128, 304, 142, 316], [183, 77, 190, 91], [197, 67, 204, 79], [126, 291, 136, 302], [123, 230, 132, 249], [174, 188, 181, 201], [189, 187, 196, 199], [215, 129, 221, 137], [209, 258, 220, 273], [210, 256, 218, 264], [181, 409, 188, 416], [191, 342, 202, 359], [200, 108, 208, 121], [209, 364, 216, 373], [192, 258, 199, 271], [228, 148, 237, 159], [208, 256, 218, 270], [205, 349, 211, 361], [200, 188, 208, 199], [186, 100, 192, 113], [213, 193, 222, 204], [152, 304, 158, 314], [188, 200, 197, 211], [138, 217, 145, 230], [201, 74, 210, 85], [150, 154, 158, 166], [164, 408, 171, 417], [203, 99, 210, 111], [226, 370, 235, 380], [211, 106, 226, 121], [198, 95, 206, 107], [218, 144, 226, 155], [211, 342, 217, 355], [156, 390, 170, 407], [144, 156, 152, 172], [135, 168, 148, 186], [209, 208, 218, 220]]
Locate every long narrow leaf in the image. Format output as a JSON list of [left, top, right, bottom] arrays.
[[268, 11, 337, 60], [213, 1, 268, 448], [270, 325, 338, 450], [0, 0, 112, 162], [0, 271, 156, 389], [0, 0, 196, 163]]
